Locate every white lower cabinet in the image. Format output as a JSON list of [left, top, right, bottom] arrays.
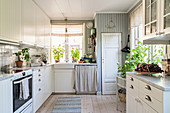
[[126, 74, 170, 113], [33, 66, 52, 113], [0, 78, 13, 113], [127, 94, 157, 113], [54, 64, 75, 93]]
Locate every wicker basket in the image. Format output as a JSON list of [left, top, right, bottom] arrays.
[[118, 92, 126, 103]]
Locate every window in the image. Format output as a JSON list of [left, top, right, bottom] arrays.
[[130, 4, 163, 66], [51, 24, 84, 63]]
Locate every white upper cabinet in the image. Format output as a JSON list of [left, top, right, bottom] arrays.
[[0, 0, 21, 42], [160, 0, 170, 35], [143, 0, 161, 40], [0, 0, 51, 47], [143, 0, 170, 40], [44, 16, 51, 48], [21, 0, 36, 45], [36, 8, 45, 47]]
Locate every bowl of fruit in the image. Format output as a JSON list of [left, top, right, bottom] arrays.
[[135, 63, 164, 74]]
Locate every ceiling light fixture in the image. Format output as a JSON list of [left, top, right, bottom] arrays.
[[106, 17, 116, 29]]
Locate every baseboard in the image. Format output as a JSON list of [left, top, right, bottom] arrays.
[[97, 91, 102, 95]]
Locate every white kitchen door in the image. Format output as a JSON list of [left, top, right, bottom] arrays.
[[102, 33, 121, 94]]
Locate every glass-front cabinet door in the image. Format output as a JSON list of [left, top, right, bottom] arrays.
[[143, 0, 160, 39], [161, 0, 170, 34]]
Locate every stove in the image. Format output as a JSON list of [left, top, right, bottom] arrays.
[[12, 69, 33, 113]]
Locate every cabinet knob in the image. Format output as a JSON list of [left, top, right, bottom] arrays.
[[39, 88, 41, 91], [38, 79, 41, 82], [130, 77, 134, 81], [145, 95, 152, 102], [39, 69, 41, 72], [39, 74, 41, 77], [130, 85, 134, 89], [145, 85, 151, 90]]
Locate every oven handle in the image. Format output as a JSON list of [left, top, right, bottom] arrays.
[[13, 76, 32, 85]]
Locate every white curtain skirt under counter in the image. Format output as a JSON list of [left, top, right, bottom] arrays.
[[75, 66, 98, 94]]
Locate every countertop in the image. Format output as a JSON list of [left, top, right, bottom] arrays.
[[127, 72, 170, 91], [0, 63, 97, 81], [54, 63, 97, 66], [0, 64, 54, 81]]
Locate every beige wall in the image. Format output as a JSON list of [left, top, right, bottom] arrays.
[[129, 4, 143, 28]]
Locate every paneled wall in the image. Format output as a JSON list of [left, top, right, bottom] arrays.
[[94, 13, 128, 92]]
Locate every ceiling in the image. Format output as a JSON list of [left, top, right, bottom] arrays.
[[34, 0, 140, 20]]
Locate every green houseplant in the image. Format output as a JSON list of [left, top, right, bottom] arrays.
[[14, 48, 30, 67], [71, 48, 80, 63], [117, 41, 149, 78], [52, 45, 65, 63]]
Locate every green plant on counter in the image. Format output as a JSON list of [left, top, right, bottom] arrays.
[[117, 41, 149, 78], [71, 48, 80, 61], [14, 51, 22, 61], [14, 48, 30, 61], [52, 45, 65, 60], [22, 48, 30, 62]]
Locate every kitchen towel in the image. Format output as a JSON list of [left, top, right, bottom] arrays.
[[21, 78, 30, 100], [75, 66, 98, 93]]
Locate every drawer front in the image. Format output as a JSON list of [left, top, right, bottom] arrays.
[[139, 91, 162, 113], [127, 75, 138, 86], [127, 75, 139, 96], [33, 70, 45, 82], [127, 81, 138, 97], [139, 81, 163, 102]]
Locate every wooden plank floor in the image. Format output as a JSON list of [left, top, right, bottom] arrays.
[[36, 94, 126, 113]]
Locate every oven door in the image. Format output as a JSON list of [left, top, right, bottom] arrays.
[[13, 75, 32, 113]]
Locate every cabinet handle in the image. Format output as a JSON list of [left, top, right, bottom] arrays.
[[38, 79, 41, 82], [130, 77, 134, 81], [145, 85, 151, 90], [130, 85, 134, 89], [145, 95, 152, 102], [39, 88, 41, 91]]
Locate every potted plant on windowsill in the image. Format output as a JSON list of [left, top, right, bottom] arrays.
[[71, 48, 80, 63], [14, 48, 30, 67], [52, 45, 65, 63]]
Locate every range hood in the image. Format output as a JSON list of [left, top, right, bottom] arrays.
[[0, 39, 19, 46], [143, 34, 170, 44]]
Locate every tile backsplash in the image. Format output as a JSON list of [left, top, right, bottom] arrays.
[[0, 45, 18, 69], [0, 44, 50, 70]]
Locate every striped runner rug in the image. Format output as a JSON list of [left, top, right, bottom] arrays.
[[51, 97, 81, 113]]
